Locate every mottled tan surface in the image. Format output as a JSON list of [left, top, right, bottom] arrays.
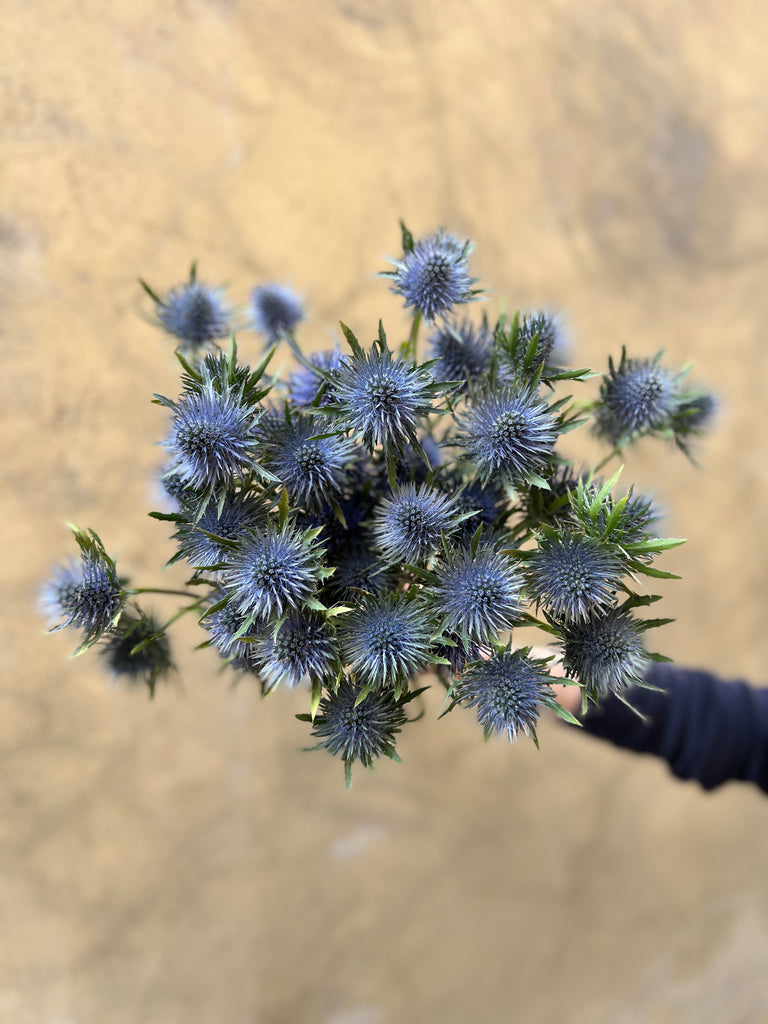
[[3, 2, 768, 1022]]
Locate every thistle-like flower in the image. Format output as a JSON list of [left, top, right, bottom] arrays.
[[671, 391, 717, 454], [452, 649, 554, 742], [515, 311, 562, 367], [431, 544, 523, 645], [288, 346, 345, 407], [455, 385, 557, 488], [164, 382, 261, 491], [42, 539, 124, 649], [385, 230, 479, 322], [223, 522, 327, 621], [323, 544, 395, 602], [373, 483, 461, 564], [330, 342, 438, 451], [305, 677, 413, 786], [594, 351, 679, 447], [262, 412, 356, 510], [250, 283, 304, 343], [255, 610, 337, 690], [526, 532, 624, 623], [152, 277, 232, 352], [339, 593, 432, 691], [560, 608, 648, 697], [203, 592, 259, 669], [174, 490, 266, 570], [100, 610, 173, 695], [428, 318, 492, 388]]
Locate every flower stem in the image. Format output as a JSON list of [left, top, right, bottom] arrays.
[[402, 310, 423, 363]]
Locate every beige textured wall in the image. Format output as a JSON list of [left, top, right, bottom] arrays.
[[3, 2, 768, 1022]]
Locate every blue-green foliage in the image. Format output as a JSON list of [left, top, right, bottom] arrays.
[[43, 226, 715, 780]]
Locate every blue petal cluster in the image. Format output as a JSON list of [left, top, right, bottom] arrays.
[[453, 650, 553, 741], [42, 554, 123, 643], [428, 318, 492, 387], [264, 413, 356, 510], [288, 347, 345, 407], [595, 354, 678, 446], [250, 283, 304, 343], [256, 610, 336, 690], [157, 280, 231, 350], [339, 594, 432, 689], [309, 677, 409, 771], [456, 386, 557, 487], [175, 490, 266, 569], [373, 483, 460, 564], [387, 230, 477, 321], [560, 609, 648, 696], [432, 545, 523, 644], [526, 533, 624, 622]]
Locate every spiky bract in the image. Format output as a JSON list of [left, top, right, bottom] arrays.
[[250, 283, 304, 343], [165, 383, 261, 490], [432, 545, 523, 644], [263, 413, 356, 509], [526, 533, 624, 623], [339, 593, 432, 690], [255, 611, 337, 690], [156, 279, 231, 350], [594, 352, 679, 447], [203, 593, 259, 669], [373, 483, 460, 564], [515, 311, 561, 366], [330, 345, 437, 451], [308, 677, 410, 781], [100, 610, 173, 693], [560, 609, 648, 697], [42, 552, 124, 646], [428, 318, 492, 387], [223, 523, 326, 621], [455, 385, 557, 487], [288, 347, 345, 406], [453, 650, 553, 742], [386, 230, 478, 321], [175, 490, 266, 569]]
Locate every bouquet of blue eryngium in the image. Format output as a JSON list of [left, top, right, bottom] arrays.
[[42, 224, 714, 785]]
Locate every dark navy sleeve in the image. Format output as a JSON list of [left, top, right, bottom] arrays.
[[578, 662, 768, 793]]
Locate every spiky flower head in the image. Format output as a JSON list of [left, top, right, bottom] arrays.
[[202, 591, 259, 670], [428, 318, 492, 388], [223, 521, 327, 622], [323, 544, 395, 603], [173, 490, 266, 570], [560, 608, 648, 698], [262, 412, 356, 510], [255, 610, 337, 691], [373, 483, 461, 564], [455, 385, 557, 488], [515, 311, 562, 367], [452, 649, 554, 742], [330, 335, 439, 451], [385, 229, 479, 322], [100, 610, 173, 695], [150, 270, 232, 352], [526, 532, 624, 623], [288, 346, 345, 407], [164, 381, 262, 491], [671, 391, 717, 454], [431, 544, 523, 645], [339, 593, 432, 692], [250, 283, 304, 343], [594, 351, 679, 447], [305, 677, 414, 786], [41, 531, 125, 650]]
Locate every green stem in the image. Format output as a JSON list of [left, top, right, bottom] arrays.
[[131, 587, 201, 599], [401, 310, 423, 363], [593, 446, 622, 474]]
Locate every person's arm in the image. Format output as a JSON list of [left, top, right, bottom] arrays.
[[555, 662, 768, 794]]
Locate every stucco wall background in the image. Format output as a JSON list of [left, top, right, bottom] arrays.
[[3, 2, 768, 1022]]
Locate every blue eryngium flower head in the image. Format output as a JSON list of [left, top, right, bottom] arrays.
[[428, 318, 492, 388], [452, 649, 554, 743], [305, 677, 414, 786], [671, 391, 717, 455], [373, 483, 461, 564], [165, 382, 261, 490], [455, 385, 557, 488], [526, 532, 624, 623], [250, 283, 304, 343], [385, 229, 479, 322], [202, 591, 259, 670], [41, 531, 125, 650], [223, 522, 327, 621], [339, 593, 432, 692], [174, 490, 267, 570], [594, 350, 679, 447], [560, 608, 648, 697], [431, 544, 523, 645], [152, 274, 231, 351], [515, 311, 563, 367], [100, 610, 173, 695], [263, 412, 356, 510], [255, 610, 337, 691], [330, 340, 439, 451]]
